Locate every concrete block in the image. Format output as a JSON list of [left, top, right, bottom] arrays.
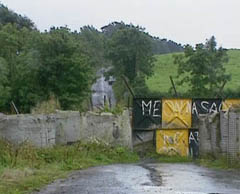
[[0, 110, 133, 149], [0, 114, 55, 147]]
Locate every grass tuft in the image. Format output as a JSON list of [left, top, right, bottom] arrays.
[[196, 155, 240, 169]]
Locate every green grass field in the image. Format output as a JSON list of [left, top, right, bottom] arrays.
[[146, 49, 240, 94]]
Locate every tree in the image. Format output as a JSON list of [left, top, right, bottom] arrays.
[[174, 36, 231, 97], [36, 27, 94, 109], [0, 57, 10, 110], [0, 23, 40, 112], [78, 25, 108, 69], [106, 23, 155, 95]]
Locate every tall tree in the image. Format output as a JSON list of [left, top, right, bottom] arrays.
[[174, 36, 231, 97], [106, 23, 155, 94]]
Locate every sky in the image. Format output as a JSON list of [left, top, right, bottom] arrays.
[[1, 0, 240, 49]]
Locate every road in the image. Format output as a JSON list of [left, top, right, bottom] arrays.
[[36, 163, 240, 194]]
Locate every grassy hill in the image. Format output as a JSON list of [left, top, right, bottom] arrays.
[[146, 49, 240, 94]]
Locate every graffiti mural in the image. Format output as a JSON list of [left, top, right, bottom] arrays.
[[162, 99, 192, 129], [156, 129, 189, 156]]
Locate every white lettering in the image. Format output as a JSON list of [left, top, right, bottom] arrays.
[[201, 101, 209, 113], [189, 132, 197, 144], [209, 102, 218, 113], [153, 100, 161, 117], [192, 102, 198, 115], [142, 100, 152, 116]]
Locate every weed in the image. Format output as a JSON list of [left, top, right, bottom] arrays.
[[100, 103, 124, 115], [0, 140, 139, 194]]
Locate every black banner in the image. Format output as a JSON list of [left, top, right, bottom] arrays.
[[133, 98, 162, 130], [192, 98, 222, 127]]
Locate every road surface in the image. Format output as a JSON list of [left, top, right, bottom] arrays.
[[35, 163, 240, 194]]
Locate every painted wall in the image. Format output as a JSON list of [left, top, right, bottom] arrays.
[[132, 98, 240, 157]]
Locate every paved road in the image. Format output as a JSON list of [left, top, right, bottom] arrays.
[[36, 163, 240, 194]]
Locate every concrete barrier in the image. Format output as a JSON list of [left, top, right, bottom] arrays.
[[198, 115, 212, 156], [0, 110, 132, 149], [198, 110, 240, 162], [0, 114, 55, 147]]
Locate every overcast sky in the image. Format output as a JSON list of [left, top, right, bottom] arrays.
[[1, 0, 240, 48]]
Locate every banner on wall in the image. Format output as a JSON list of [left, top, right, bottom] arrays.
[[133, 98, 162, 130]]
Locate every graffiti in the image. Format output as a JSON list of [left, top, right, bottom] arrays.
[[189, 129, 199, 158], [192, 99, 222, 116], [142, 100, 161, 117], [192, 99, 222, 127], [133, 98, 162, 130], [133, 98, 240, 130], [163, 132, 183, 145], [162, 99, 192, 117], [162, 99, 192, 128], [132, 98, 240, 157], [156, 130, 189, 156]]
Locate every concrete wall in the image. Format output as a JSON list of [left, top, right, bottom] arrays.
[[0, 114, 56, 147], [198, 109, 240, 161], [0, 110, 132, 149], [198, 115, 212, 155]]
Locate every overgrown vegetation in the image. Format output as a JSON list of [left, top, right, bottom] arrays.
[[0, 139, 239, 193], [0, 139, 139, 194]]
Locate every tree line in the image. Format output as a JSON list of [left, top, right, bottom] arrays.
[[0, 5, 158, 113], [0, 3, 232, 113]]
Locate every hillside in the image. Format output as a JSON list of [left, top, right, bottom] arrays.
[[146, 49, 240, 94]]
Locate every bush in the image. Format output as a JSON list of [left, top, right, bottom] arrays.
[[31, 94, 61, 114]]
